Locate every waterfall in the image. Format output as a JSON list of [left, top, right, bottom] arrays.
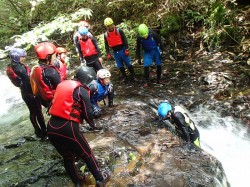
[[193, 106, 250, 187]]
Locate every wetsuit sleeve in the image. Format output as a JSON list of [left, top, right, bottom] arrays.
[[152, 30, 164, 51], [118, 28, 128, 49], [172, 112, 190, 142], [91, 37, 102, 57], [11, 63, 32, 92], [74, 87, 95, 127], [76, 40, 84, 59], [43, 68, 61, 89], [136, 37, 141, 59], [104, 34, 110, 55]]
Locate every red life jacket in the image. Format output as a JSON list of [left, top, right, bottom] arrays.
[[30, 65, 57, 101], [78, 37, 98, 57], [6, 64, 30, 87], [57, 59, 67, 80], [105, 28, 123, 47], [49, 80, 90, 123]]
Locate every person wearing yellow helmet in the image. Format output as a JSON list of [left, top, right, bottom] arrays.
[[136, 23, 164, 87], [104, 17, 136, 83]]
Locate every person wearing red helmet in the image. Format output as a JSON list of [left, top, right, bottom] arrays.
[[47, 66, 110, 187], [30, 42, 62, 108], [6, 48, 47, 138], [52, 47, 68, 80], [76, 27, 103, 72]]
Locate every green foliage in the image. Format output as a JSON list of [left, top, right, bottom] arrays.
[[202, 0, 240, 49], [160, 14, 181, 37]]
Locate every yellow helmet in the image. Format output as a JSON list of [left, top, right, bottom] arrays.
[[104, 17, 114, 27]]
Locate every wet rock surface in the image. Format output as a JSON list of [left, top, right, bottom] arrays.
[[1, 49, 249, 186]]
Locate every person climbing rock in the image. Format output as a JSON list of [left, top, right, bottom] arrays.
[[158, 100, 200, 147]]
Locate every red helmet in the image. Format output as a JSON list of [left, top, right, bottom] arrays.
[[34, 42, 56, 60], [78, 20, 90, 28], [56, 47, 67, 54]]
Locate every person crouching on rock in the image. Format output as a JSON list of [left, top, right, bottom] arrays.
[[87, 68, 114, 118]]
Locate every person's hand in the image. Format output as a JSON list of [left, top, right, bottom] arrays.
[[125, 49, 129, 56], [98, 57, 103, 64], [107, 54, 111, 60], [138, 58, 141, 65]]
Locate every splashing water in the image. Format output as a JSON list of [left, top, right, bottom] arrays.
[[192, 106, 250, 187], [0, 71, 23, 117]]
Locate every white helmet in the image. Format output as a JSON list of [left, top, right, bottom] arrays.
[[97, 69, 111, 79]]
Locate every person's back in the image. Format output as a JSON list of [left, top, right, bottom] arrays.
[[47, 66, 110, 186], [6, 48, 46, 137], [30, 42, 61, 107]]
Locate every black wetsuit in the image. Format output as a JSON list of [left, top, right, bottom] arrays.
[[6, 62, 46, 136], [47, 84, 104, 185], [172, 112, 200, 144]]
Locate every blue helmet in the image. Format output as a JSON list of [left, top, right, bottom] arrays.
[[9, 48, 27, 63], [158, 102, 172, 118], [78, 27, 88, 36]]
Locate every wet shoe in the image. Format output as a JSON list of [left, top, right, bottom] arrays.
[[156, 79, 161, 84], [96, 170, 111, 187]]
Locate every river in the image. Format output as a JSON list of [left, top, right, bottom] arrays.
[[1, 60, 250, 187]]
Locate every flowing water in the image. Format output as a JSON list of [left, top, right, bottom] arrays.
[[1, 61, 250, 187]]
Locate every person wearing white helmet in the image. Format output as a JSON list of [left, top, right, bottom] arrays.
[[87, 69, 114, 118], [158, 100, 200, 148], [6, 48, 47, 137]]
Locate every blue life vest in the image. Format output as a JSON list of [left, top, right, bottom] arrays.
[[90, 80, 109, 104], [139, 30, 157, 52]]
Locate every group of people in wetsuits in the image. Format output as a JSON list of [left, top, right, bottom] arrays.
[[6, 17, 200, 187]]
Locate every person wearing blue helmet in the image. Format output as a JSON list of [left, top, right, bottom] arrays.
[[158, 100, 200, 147], [6, 48, 47, 138], [76, 27, 103, 72]]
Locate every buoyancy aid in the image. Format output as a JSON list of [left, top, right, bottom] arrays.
[[78, 37, 98, 57], [30, 65, 57, 101], [57, 59, 67, 80], [88, 80, 109, 103], [139, 30, 157, 52], [174, 106, 196, 131], [49, 80, 90, 123], [105, 28, 123, 47], [6, 64, 30, 87]]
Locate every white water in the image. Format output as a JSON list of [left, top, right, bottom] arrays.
[[0, 71, 23, 118], [193, 106, 250, 187], [1, 70, 250, 187]]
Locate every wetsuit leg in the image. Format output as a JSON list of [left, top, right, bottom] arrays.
[[22, 93, 46, 136], [47, 117, 103, 184]]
